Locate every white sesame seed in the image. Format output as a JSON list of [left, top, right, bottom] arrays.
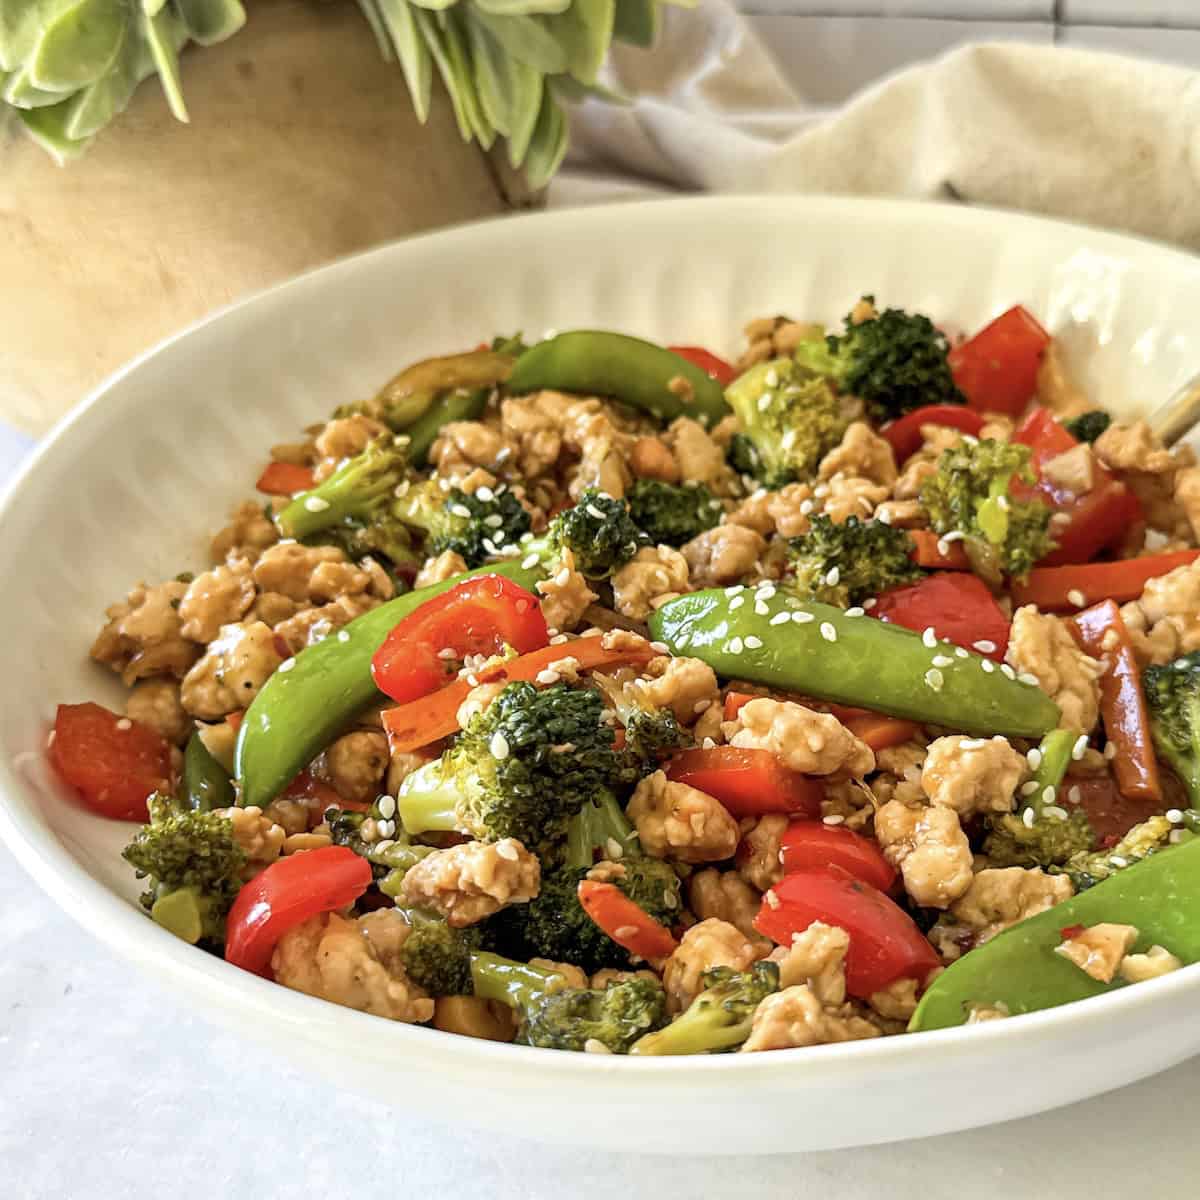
[[800, 499, 815, 516], [770, 612, 791, 626], [764, 369, 779, 387], [1109, 856, 1129, 869], [754, 602, 769, 616], [489, 732, 510, 760], [1045, 806, 1070, 822], [449, 503, 472, 519], [744, 635, 763, 650], [793, 611, 814, 625], [535, 669, 561, 686], [702, 737, 717, 749], [826, 566, 841, 587], [1020, 780, 1039, 797], [1000, 664, 1016, 680], [845, 606, 865, 618], [522, 552, 540, 570], [377, 795, 396, 819], [728, 636, 744, 654], [1026, 748, 1043, 770], [730, 595, 745, 610], [693, 699, 712, 714], [960, 738, 986, 750], [1041, 785, 1057, 805], [337, 630, 351, 643], [586, 503, 606, 520], [764, 889, 781, 910], [374, 839, 395, 855], [932, 655, 954, 669], [937, 538, 952, 558], [924, 668, 944, 690], [1103, 741, 1117, 760], [981, 659, 995, 673], [663, 887, 679, 909], [876, 507, 892, 525], [484, 513, 504, 528], [376, 820, 395, 838], [822, 814, 846, 826], [973, 640, 997, 654], [757, 585, 777, 599], [614, 925, 639, 940], [437, 647, 457, 660], [650, 641, 670, 654], [1067, 589, 1086, 608], [1166, 808, 1184, 824], [863, 598, 877, 611], [45, 730, 56, 748], [303, 495, 330, 513], [757, 392, 773, 412], [115, 717, 132, 731], [922, 628, 938, 649], [1017, 673, 1040, 687], [475, 485, 495, 502], [725, 585, 745, 597], [549, 633, 570, 645], [1068, 785, 1082, 806], [584, 1038, 612, 1055], [605, 837, 624, 860], [941, 531, 966, 543], [278, 658, 296, 673], [1071, 735, 1089, 761], [1022, 807, 1036, 829], [955, 647, 968, 658], [820, 622, 838, 643]]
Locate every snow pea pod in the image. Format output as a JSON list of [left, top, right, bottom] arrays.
[[648, 587, 1060, 738], [506, 331, 729, 427], [401, 387, 488, 466], [235, 560, 542, 809], [910, 837, 1200, 1031], [182, 730, 234, 812]]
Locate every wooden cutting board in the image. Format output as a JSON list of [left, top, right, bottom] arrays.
[[0, 0, 523, 435]]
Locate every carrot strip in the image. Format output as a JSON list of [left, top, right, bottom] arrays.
[[1012, 550, 1200, 613], [256, 462, 315, 495], [577, 880, 678, 960], [844, 715, 921, 753], [908, 529, 971, 570]]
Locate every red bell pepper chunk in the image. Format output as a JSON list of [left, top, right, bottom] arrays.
[[577, 880, 679, 960], [1013, 407, 1142, 565], [382, 634, 655, 753], [256, 462, 316, 496], [723, 691, 758, 722], [1060, 775, 1164, 847], [948, 305, 1050, 417], [874, 572, 1009, 660], [372, 575, 549, 705], [49, 702, 174, 822], [666, 746, 823, 818], [754, 868, 939, 998], [907, 529, 971, 571], [1068, 601, 1161, 804], [843, 714, 921, 753], [778, 821, 896, 892], [1011, 550, 1200, 612], [667, 345, 737, 388], [224, 846, 373, 977], [882, 405, 985, 464]]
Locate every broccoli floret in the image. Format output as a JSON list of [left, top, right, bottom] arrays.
[[396, 682, 633, 854], [392, 907, 482, 996], [724, 358, 848, 488], [272, 435, 418, 566], [1056, 814, 1188, 891], [1144, 652, 1200, 808], [983, 730, 1093, 867], [500, 789, 682, 972], [540, 488, 648, 579], [786, 514, 923, 607], [626, 479, 723, 547], [629, 961, 780, 1055], [471, 951, 666, 1052], [396, 479, 531, 567], [591, 670, 691, 771], [792, 298, 963, 422], [920, 439, 1055, 579], [1063, 410, 1112, 445], [326, 804, 435, 886], [122, 794, 245, 946]]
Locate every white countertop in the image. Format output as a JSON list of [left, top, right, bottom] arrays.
[[2, 836, 1196, 1198]]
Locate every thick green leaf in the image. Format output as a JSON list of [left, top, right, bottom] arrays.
[[375, 0, 432, 122], [548, 72, 627, 104], [612, 0, 657, 46], [504, 56, 541, 168], [173, 0, 245, 45], [440, 8, 494, 149], [413, 7, 471, 141], [141, 0, 167, 16], [545, 0, 613, 84], [63, 23, 151, 137], [467, 4, 565, 74], [523, 88, 567, 188], [354, 0, 394, 59], [16, 98, 92, 161], [473, 0, 570, 17], [4, 66, 74, 107], [463, 12, 514, 134], [0, 0, 54, 72], [32, 0, 128, 90], [406, 0, 457, 12], [140, 7, 187, 120]]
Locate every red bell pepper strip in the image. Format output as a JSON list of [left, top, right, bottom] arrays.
[[843, 714, 921, 753], [256, 461, 316, 496], [1013, 407, 1143, 565], [577, 880, 679, 960], [372, 575, 549, 704], [224, 846, 373, 977], [948, 305, 1050, 417], [874, 572, 1010, 661], [1068, 601, 1161, 803], [778, 821, 897, 892], [754, 867, 939, 997], [907, 529, 971, 571], [665, 746, 823, 818], [1060, 774, 1165, 847], [382, 635, 655, 753], [723, 691, 759, 722], [667, 346, 737, 388], [49, 702, 174, 822], [882, 405, 985, 464], [1011, 550, 1200, 613]]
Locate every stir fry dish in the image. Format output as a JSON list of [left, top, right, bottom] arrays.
[[50, 300, 1200, 1053]]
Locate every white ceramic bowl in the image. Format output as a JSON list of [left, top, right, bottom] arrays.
[[4, 196, 1200, 1155]]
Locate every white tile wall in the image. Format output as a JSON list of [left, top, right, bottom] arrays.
[[743, 15, 1053, 104]]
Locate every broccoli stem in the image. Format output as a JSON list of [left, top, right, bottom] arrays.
[[1020, 729, 1078, 820], [566, 789, 640, 870], [470, 951, 564, 1010], [149, 887, 207, 944], [395, 759, 462, 835]]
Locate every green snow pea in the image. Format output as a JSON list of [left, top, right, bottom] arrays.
[[910, 837, 1200, 1031], [182, 730, 234, 812], [506, 331, 729, 427], [401, 386, 488, 466], [648, 587, 1060, 739], [235, 560, 542, 809]]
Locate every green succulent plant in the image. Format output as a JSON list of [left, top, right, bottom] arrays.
[[1, 0, 689, 185]]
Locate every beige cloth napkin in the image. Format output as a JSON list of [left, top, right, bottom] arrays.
[[554, 0, 1200, 253]]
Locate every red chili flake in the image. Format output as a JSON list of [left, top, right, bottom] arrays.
[[1060, 924, 1085, 941]]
